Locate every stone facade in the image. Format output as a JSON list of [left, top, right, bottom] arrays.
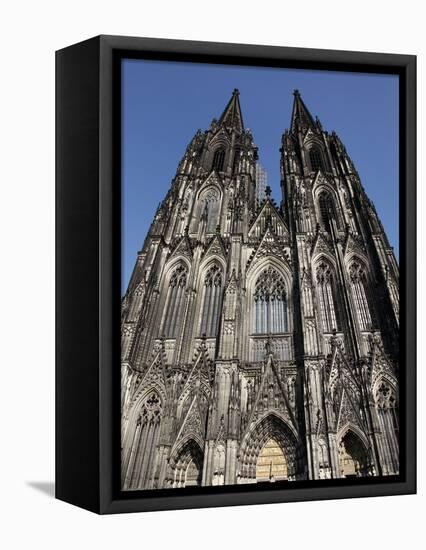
[[121, 89, 399, 490]]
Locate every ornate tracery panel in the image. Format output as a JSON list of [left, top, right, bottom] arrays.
[[316, 262, 340, 332], [162, 264, 188, 337], [200, 264, 223, 337], [348, 261, 373, 331], [253, 267, 288, 334]]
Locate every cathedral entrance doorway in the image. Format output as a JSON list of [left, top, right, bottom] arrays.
[[239, 413, 298, 483], [171, 439, 203, 488], [338, 430, 369, 478], [256, 438, 288, 482]]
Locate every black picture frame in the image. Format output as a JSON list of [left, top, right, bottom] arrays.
[[56, 35, 416, 514]]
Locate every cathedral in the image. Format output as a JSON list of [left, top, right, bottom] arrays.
[[120, 89, 400, 490]]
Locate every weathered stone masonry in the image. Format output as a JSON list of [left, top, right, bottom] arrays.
[[121, 89, 399, 490]]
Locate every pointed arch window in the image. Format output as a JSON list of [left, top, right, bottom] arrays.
[[200, 265, 223, 336], [201, 187, 220, 233], [124, 392, 163, 489], [316, 262, 340, 332], [309, 146, 324, 172], [254, 267, 288, 334], [233, 147, 241, 173], [375, 381, 399, 474], [318, 191, 336, 232], [212, 148, 225, 172], [163, 265, 188, 338], [349, 261, 373, 331]]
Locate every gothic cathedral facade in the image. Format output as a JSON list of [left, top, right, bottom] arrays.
[[121, 89, 400, 490]]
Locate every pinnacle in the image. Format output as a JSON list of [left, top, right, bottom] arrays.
[[290, 89, 315, 134], [218, 89, 244, 131]]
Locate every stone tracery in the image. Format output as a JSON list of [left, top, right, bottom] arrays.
[[253, 266, 288, 334]]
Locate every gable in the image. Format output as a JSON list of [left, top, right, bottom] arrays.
[[248, 199, 289, 240], [168, 234, 193, 261], [209, 127, 232, 147], [311, 230, 334, 259], [202, 234, 227, 260], [242, 354, 298, 439], [343, 232, 367, 259], [246, 227, 292, 271], [197, 171, 223, 197]]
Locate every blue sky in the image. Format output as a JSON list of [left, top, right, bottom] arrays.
[[122, 59, 399, 293]]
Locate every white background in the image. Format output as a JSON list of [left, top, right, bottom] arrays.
[[1, 1, 423, 548]]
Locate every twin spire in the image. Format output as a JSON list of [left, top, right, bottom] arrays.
[[218, 88, 316, 135]]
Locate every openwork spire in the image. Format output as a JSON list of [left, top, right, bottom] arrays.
[[290, 89, 316, 134], [218, 88, 244, 132]]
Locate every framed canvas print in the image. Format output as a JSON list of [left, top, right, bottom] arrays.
[[56, 35, 416, 514]]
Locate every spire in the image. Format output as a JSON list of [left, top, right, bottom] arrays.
[[218, 88, 244, 132], [290, 89, 315, 134]]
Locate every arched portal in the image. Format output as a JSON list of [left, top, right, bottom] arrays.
[[338, 430, 369, 478], [239, 414, 298, 483], [171, 439, 204, 488], [256, 438, 288, 482]]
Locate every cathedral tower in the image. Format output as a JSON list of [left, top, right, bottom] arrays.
[[121, 89, 399, 490]]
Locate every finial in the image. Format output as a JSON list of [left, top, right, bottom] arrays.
[[293, 89, 300, 97], [233, 88, 240, 95], [265, 185, 272, 197]]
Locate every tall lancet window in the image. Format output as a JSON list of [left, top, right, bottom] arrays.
[[316, 262, 339, 332], [254, 267, 288, 334], [349, 261, 373, 331], [375, 381, 399, 474], [318, 191, 336, 232], [212, 148, 225, 172], [201, 188, 220, 233], [309, 146, 324, 172], [200, 265, 223, 336], [233, 147, 241, 174], [163, 265, 188, 338], [125, 391, 163, 490]]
